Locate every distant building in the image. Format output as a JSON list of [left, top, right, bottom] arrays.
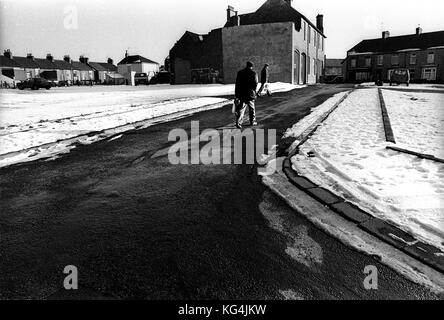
[[117, 53, 159, 85], [12, 53, 40, 79], [344, 28, 444, 83], [89, 58, 124, 85], [1, 50, 26, 84], [324, 58, 345, 83], [51, 55, 75, 85], [72, 56, 95, 84], [34, 55, 58, 82], [169, 0, 326, 85]]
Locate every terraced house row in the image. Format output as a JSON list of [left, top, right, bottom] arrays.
[[0, 50, 124, 86], [344, 28, 444, 83]]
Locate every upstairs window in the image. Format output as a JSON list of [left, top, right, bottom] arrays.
[[350, 59, 356, 68], [365, 57, 371, 67], [304, 22, 306, 40], [378, 54, 384, 66], [391, 55, 399, 66], [409, 53, 417, 65], [308, 26, 311, 43], [377, 55, 383, 66], [427, 52, 435, 64]]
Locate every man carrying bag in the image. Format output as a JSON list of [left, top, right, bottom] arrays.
[[234, 61, 258, 129]]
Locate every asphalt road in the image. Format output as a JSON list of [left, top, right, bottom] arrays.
[[0, 84, 439, 299]]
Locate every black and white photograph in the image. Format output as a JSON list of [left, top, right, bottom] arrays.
[[0, 0, 443, 313]]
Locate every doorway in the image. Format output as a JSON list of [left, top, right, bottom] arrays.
[[301, 53, 307, 84], [294, 50, 300, 84]]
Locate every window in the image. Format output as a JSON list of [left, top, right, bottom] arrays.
[[409, 53, 417, 65], [377, 55, 383, 66], [304, 22, 306, 40], [308, 26, 311, 43], [427, 52, 435, 64], [409, 69, 415, 80], [314, 31, 317, 47], [322, 37, 324, 51], [365, 57, 371, 67], [307, 55, 310, 74], [422, 68, 437, 81], [391, 55, 399, 66], [350, 59, 356, 68]]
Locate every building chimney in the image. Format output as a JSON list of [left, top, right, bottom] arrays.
[[125, 50, 129, 58], [46, 53, 54, 62], [316, 14, 324, 33], [79, 56, 89, 64], [227, 5, 235, 22], [416, 27, 423, 35], [4, 49, 12, 59], [284, 0, 293, 6], [26, 53, 34, 60], [107, 58, 114, 65], [382, 31, 390, 39], [64, 55, 71, 63], [235, 11, 240, 26]]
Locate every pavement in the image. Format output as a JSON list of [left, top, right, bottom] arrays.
[[279, 87, 444, 278], [0, 84, 441, 300]]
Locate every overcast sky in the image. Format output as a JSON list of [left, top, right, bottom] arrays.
[[1, 0, 444, 65]]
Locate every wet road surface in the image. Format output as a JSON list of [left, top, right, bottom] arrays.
[[0, 84, 439, 299]]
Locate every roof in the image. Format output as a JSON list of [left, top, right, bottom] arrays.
[[12, 56, 40, 68], [117, 55, 159, 65], [224, 0, 325, 37], [71, 61, 93, 71], [97, 62, 118, 72], [52, 59, 73, 70], [325, 59, 344, 68], [34, 58, 57, 70], [88, 62, 108, 71], [0, 55, 22, 68], [349, 31, 444, 54]]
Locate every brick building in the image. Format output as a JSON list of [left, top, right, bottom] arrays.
[[345, 28, 444, 83], [169, 0, 325, 85]]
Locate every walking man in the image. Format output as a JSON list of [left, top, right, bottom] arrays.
[[257, 63, 272, 97], [234, 61, 258, 129]]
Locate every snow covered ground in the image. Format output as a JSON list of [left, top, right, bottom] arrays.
[[383, 90, 444, 159], [360, 82, 444, 91], [0, 83, 299, 167], [290, 88, 444, 251]]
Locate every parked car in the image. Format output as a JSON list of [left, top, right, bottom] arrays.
[[134, 73, 149, 85], [390, 69, 410, 86], [17, 78, 53, 90]]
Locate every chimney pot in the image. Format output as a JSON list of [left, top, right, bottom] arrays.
[[316, 14, 324, 33], [26, 53, 34, 60], [64, 55, 71, 63], [107, 58, 113, 65], [227, 5, 235, 23], [46, 53, 53, 62], [4, 49, 12, 59], [382, 31, 390, 39], [416, 27, 423, 35]]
